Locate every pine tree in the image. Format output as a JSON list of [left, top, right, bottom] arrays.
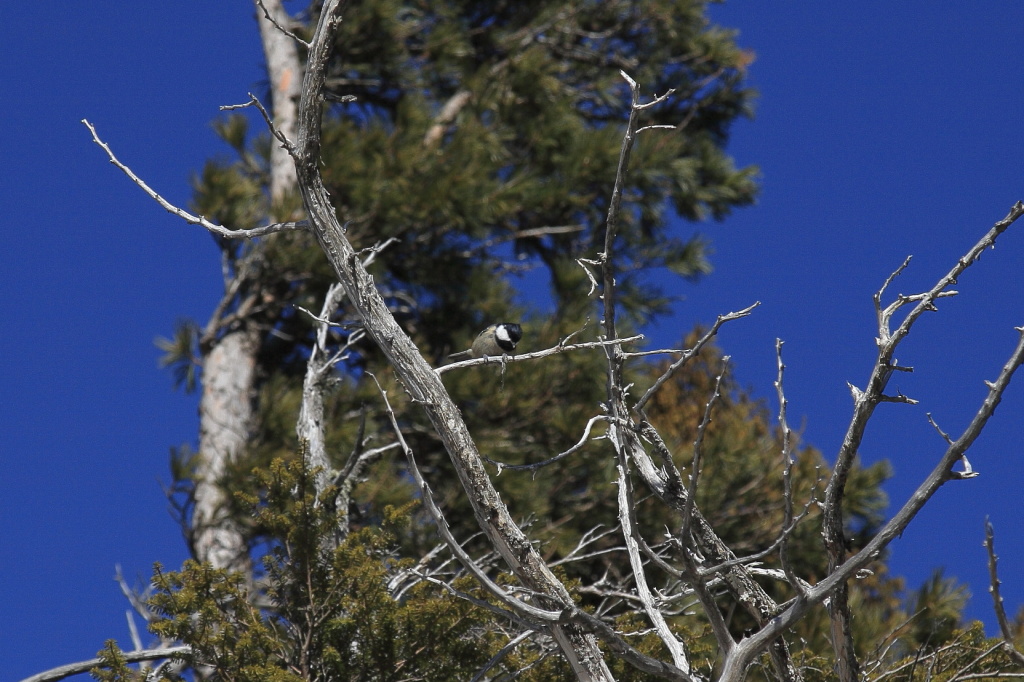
[[162, 0, 760, 571]]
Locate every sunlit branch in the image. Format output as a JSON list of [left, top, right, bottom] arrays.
[[985, 519, 1024, 667], [819, 201, 1024, 682], [19, 647, 190, 682], [483, 415, 608, 472], [774, 339, 805, 595], [616, 433, 692, 672], [436, 335, 643, 375], [221, 92, 295, 155], [253, 0, 310, 48], [634, 303, 760, 413], [82, 119, 308, 239]]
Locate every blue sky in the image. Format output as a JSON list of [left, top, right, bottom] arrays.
[[3, 3, 1023, 679]]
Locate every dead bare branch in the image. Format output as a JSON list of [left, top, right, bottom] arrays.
[[720, 256, 1024, 681], [633, 303, 760, 413], [483, 415, 608, 472], [436, 335, 643, 375], [985, 518, 1024, 667], [254, 0, 310, 48], [82, 120, 308, 239], [774, 339, 805, 596], [679, 356, 728, 544], [616, 434, 692, 672], [18, 647, 190, 682], [469, 630, 536, 682], [296, 282, 349, 508], [221, 93, 296, 155], [820, 200, 1024, 682]]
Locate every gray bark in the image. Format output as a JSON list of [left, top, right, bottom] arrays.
[[191, 0, 303, 570], [192, 329, 256, 571], [292, 3, 614, 678], [255, 0, 301, 204]]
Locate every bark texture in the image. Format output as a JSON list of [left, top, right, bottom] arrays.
[[255, 0, 301, 203], [191, 0, 303, 570], [193, 329, 257, 570], [291, 2, 614, 678]]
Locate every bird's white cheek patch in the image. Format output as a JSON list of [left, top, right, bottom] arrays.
[[496, 327, 512, 343]]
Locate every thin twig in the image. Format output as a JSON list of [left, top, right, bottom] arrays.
[[775, 339, 805, 596], [948, 641, 1013, 681], [634, 303, 760, 413], [469, 630, 536, 682], [985, 518, 1024, 667], [679, 357, 728, 545], [483, 415, 608, 472], [19, 647, 191, 682], [412, 570, 539, 632], [82, 119, 307, 239], [254, 0, 310, 48], [699, 497, 817, 580], [436, 335, 643, 375], [221, 93, 295, 155], [550, 525, 621, 566]]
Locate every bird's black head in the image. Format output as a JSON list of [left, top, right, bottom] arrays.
[[499, 323, 522, 342], [494, 323, 523, 351]]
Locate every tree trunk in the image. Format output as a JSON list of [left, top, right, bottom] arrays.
[[190, 0, 303, 571], [192, 329, 257, 570], [292, 3, 615, 677], [255, 0, 301, 203]]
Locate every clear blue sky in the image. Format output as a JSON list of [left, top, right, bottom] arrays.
[[3, 3, 1023, 679]]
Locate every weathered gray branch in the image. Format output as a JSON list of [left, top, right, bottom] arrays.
[[616, 439, 692, 672], [599, 72, 691, 679], [985, 519, 1024, 667], [296, 282, 349, 506], [775, 339, 806, 597], [633, 304, 759, 412], [601, 72, 801, 682], [19, 647, 190, 682], [482, 415, 608, 472], [81, 120, 307, 239], [292, 3, 616, 678], [436, 335, 643, 375], [820, 200, 1024, 682], [718, 205, 1024, 681]]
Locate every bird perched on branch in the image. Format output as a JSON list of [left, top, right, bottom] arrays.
[[449, 323, 523, 360]]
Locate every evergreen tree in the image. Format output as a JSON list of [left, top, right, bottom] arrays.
[[164, 0, 760, 569]]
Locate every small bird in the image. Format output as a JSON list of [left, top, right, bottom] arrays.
[[449, 323, 523, 360]]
